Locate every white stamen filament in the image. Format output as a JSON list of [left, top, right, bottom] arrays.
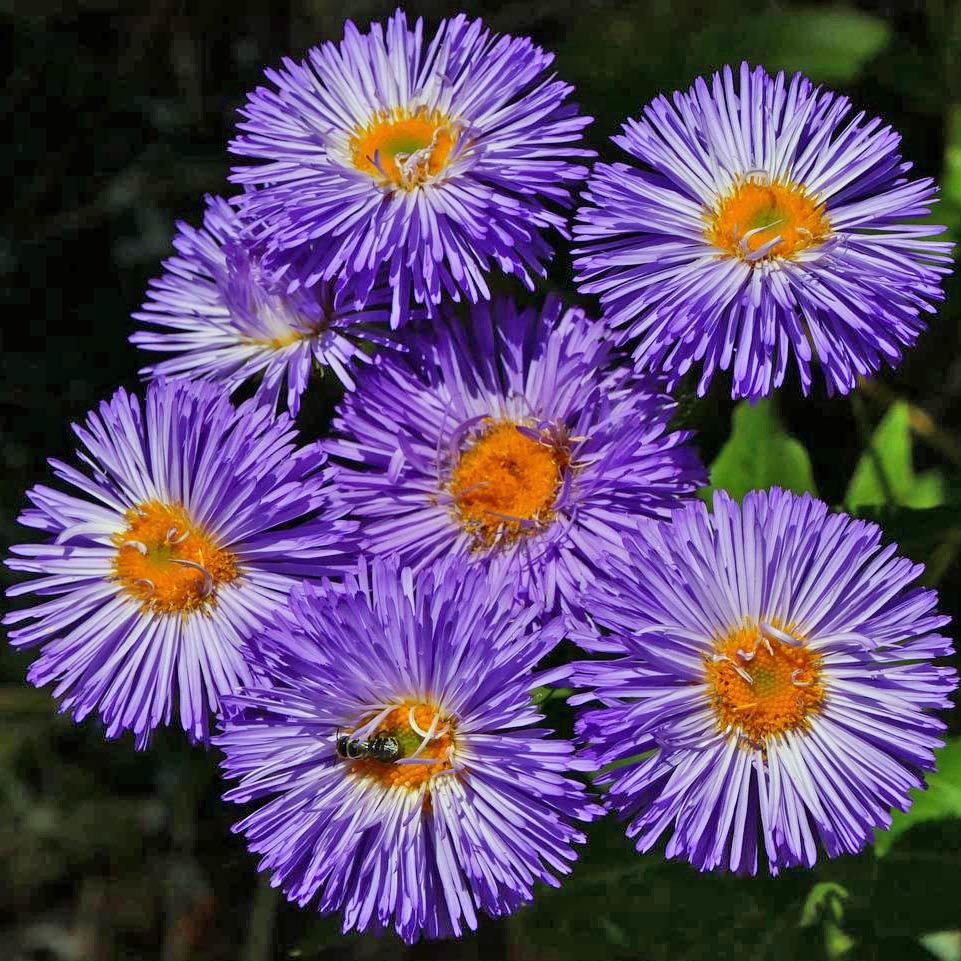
[[761, 622, 801, 647], [123, 540, 148, 555], [406, 710, 442, 761], [171, 559, 214, 597], [713, 653, 754, 685], [408, 706, 429, 738], [351, 704, 396, 742], [395, 127, 446, 188], [739, 221, 783, 252], [395, 744, 457, 770], [743, 233, 784, 262]]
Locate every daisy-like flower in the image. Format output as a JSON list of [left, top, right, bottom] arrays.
[[325, 296, 705, 615], [572, 488, 956, 874], [574, 63, 953, 399], [132, 195, 393, 415], [3, 380, 354, 747], [231, 10, 593, 325], [216, 558, 600, 942]]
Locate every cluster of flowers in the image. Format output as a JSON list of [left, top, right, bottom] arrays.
[[5, 10, 958, 944]]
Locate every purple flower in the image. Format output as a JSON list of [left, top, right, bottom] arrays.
[[230, 10, 593, 325], [572, 488, 956, 874], [574, 63, 953, 399], [216, 558, 600, 942], [324, 295, 705, 616], [132, 195, 394, 415], [4, 380, 354, 747]]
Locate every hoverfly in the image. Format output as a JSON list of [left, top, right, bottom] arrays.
[[335, 730, 401, 763]]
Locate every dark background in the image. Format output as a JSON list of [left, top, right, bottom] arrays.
[[3, 1, 961, 959]]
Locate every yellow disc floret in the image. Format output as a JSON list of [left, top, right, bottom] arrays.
[[350, 107, 458, 189], [707, 178, 830, 260], [448, 421, 568, 548], [112, 501, 238, 614], [705, 622, 825, 747], [349, 702, 456, 791]]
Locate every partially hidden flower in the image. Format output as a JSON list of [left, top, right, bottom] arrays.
[[572, 488, 956, 874], [217, 558, 600, 941], [325, 295, 705, 616], [132, 195, 394, 415], [4, 380, 354, 747], [231, 10, 593, 325], [574, 63, 953, 399]]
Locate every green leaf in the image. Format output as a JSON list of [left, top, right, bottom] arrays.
[[921, 931, 961, 961], [558, 4, 890, 101], [825, 922, 857, 959], [800, 882, 850, 928], [708, 399, 817, 501], [845, 402, 946, 509], [875, 739, 961, 857], [530, 685, 572, 706], [747, 7, 891, 82], [800, 882, 856, 958]]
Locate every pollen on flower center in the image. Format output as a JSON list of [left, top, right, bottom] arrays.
[[348, 701, 456, 791], [350, 107, 458, 189], [112, 501, 238, 614], [707, 178, 831, 261], [705, 622, 825, 746], [448, 421, 568, 548]]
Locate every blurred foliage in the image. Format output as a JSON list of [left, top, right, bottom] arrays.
[[2, 1, 961, 960], [846, 402, 946, 510], [706, 398, 817, 501], [922, 931, 961, 961], [800, 882, 856, 959]]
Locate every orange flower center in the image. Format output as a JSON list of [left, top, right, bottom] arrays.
[[707, 179, 830, 260], [349, 702, 456, 791], [704, 623, 825, 746], [448, 421, 568, 548], [112, 501, 238, 614], [350, 108, 458, 189]]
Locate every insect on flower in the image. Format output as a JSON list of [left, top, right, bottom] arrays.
[[217, 559, 601, 941]]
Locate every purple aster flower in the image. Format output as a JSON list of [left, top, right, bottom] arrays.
[[131, 195, 393, 415], [574, 63, 953, 399], [4, 380, 354, 747], [230, 10, 593, 325], [324, 295, 705, 616], [572, 488, 956, 874], [216, 558, 600, 942]]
